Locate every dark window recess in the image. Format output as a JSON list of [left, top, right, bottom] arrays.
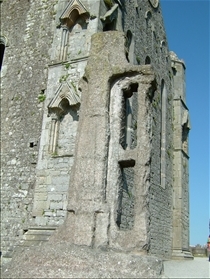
[[125, 30, 133, 61], [145, 56, 151, 64], [103, 20, 116, 31], [29, 142, 38, 148]]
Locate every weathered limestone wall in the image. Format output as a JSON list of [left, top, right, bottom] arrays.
[[52, 31, 157, 254], [1, 0, 191, 262], [32, 61, 85, 226], [122, 0, 174, 258], [31, 0, 101, 227], [0, 0, 58, 257]]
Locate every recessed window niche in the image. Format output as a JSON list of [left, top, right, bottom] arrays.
[[145, 56, 151, 64], [48, 99, 79, 156], [120, 83, 138, 150], [48, 81, 81, 156]]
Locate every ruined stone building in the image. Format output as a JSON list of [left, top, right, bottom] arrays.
[[1, 0, 192, 264]]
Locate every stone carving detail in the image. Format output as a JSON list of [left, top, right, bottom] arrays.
[[59, 0, 89, 61], [59, 26, 69, 61], [48, 81, 80, 154], [60, 0, 89, 28], [48, 112, 59, 154], [148, 0, 159, 8], [48, 81, 80, 111]]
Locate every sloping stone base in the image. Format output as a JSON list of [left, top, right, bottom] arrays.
[[2, 242, 166, 278]]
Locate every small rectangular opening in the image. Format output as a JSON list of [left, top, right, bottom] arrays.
[[119, 159, 135, 168]]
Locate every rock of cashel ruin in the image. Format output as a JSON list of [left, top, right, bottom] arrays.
[[1, 0, 193, 277]]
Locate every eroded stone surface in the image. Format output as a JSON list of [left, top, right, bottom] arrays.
[[1, 0, 192, 267], [2, 242, 165, 278], [50, 32, 157, 254]]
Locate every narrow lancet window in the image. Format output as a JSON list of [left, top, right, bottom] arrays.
[[161, 80, 167, 188], [145, 56, 151, 64], [120, 83, 138, 150]]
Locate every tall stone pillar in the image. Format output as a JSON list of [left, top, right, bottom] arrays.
[[171, 52, 193, 259]]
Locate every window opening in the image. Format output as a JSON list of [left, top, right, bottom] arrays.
[[145, 56, 151, 64], [49, 98, 79, 156], [182, 124, 189, 154], [103, 20, 116, 31], [125, 30, 132, 61], [120, 83, 138, 150]]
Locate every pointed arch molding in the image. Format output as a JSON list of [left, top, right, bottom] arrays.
[[48, 81, 81, 114], [60, 0, 89, 27]]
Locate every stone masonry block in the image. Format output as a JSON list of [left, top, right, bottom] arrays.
[[32, 200, 47, 216], [73, 213, 94, 247], [50, 201, 63, 210], [51, 176, 69, 187], [48, 193, 63, 201], [94, 212, 109, 248], [35, 216, 48, 226], [34, 192, 48, 201]]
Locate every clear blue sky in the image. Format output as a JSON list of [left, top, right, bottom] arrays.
[[161, 0, 209, 246]]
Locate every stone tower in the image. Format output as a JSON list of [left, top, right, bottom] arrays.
[[1, 0, 192, 263]]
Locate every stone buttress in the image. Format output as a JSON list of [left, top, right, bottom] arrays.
[[51, 31, 157, 254]]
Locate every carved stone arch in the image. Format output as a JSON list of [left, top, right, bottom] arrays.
[[48, 81, 81, 154], [60, 0, 89, 28], [59, 0, 89, 61], [48, 81, 81, 115]]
